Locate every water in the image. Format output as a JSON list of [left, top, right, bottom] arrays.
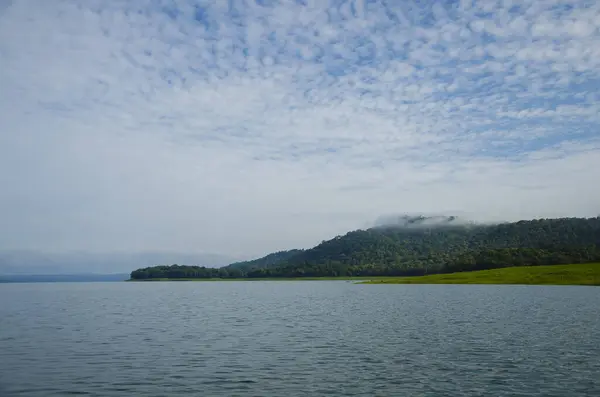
[[1, 281, 599, 396]]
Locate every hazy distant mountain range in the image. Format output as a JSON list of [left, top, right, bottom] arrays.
[[0, 251, 239, 275], [0, 273, 131, 283]]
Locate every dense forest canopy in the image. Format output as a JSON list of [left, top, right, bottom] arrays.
[[130, 216, 600, 280], [225, 249, 304, 271]]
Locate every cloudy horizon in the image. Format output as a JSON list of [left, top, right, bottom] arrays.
[[2, 0, 600, 262]]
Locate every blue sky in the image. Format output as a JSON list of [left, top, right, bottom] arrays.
[[1, 0, 599, 257]]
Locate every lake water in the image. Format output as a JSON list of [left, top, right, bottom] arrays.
[[1, 281, 599, 396]]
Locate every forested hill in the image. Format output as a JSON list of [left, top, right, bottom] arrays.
[[129, 217, 600, 280], [225, 249, 304, 271]]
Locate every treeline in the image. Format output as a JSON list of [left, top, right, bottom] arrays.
[[130, 264, 246, 280], [129, 217, 600, 280]]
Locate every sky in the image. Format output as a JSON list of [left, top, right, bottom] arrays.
[[1, 0, 600, 259]]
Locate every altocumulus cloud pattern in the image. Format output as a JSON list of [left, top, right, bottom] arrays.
[[1, 0, 599, 255]]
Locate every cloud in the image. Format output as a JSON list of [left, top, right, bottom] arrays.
[[1, 0, 600, 259]]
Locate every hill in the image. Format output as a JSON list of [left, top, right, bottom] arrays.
[[225, 249, 304, 272], [129, 216, 600, 280]]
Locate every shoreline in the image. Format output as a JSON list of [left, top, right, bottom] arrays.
[[126, 263, 600, 286], [126, 276, 382, 282]]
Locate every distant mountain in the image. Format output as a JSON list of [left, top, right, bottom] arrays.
[[0, 251, 239, 275], [0, 274, 129, 283], [130, 216, 600, 279]]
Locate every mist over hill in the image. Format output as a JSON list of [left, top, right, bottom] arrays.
[[373, 214, 473, 229]]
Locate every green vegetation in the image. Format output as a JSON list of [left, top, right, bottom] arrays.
[[226, 249, 304, 272], [128, 276, 392, 282], [360, 263, 600, 286], [130, 216, 600, 281]]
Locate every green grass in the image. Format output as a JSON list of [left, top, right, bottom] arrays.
[[360, 263, 600, 286]]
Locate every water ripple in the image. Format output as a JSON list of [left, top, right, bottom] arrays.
[[0, 282, 599, 396]]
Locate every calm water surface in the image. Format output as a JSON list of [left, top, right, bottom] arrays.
[[1, 281, 599, 396]]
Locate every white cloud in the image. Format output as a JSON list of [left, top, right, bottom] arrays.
[[1, 0, 600, 259]]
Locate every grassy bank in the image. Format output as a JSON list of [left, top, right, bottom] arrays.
[[361, 263, 600, 286]]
